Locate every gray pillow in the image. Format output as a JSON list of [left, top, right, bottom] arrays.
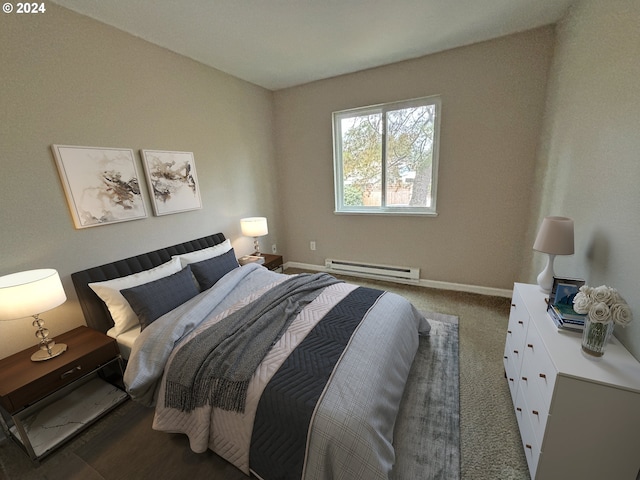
[[190, 248, 240, 290], [121, 266, 199, 330]]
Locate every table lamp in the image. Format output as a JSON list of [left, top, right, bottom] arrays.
[[0, 269, 68, 361], [532, 216, 575, 293], [241, 217, 269, 256]]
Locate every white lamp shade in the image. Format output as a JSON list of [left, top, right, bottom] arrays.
[[533, 216, 575, 255], [241, 217, 268, 237], [0, 269, 67, 321]]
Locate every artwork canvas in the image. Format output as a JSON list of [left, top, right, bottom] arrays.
[[141, 150, 202, 216], [51, 145, 148, 229]]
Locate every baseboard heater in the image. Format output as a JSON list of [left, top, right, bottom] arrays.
[[324, 259, 420, 283]]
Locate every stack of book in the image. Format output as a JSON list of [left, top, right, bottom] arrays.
[[547, 278, 587, 332], [547, 301, 586, 331]]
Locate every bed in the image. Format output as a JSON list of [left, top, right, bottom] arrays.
[[71, 233, 430, 479]]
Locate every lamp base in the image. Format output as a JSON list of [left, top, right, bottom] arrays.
[[536, 253, 556, 294], [31, 343, 67, 362], [253, 237, 262, 256]]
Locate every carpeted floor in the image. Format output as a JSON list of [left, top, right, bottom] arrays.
[[0, 270, 529, 480]]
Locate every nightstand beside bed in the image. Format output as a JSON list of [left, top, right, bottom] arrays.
[[258, 253, 284, 273], [0, 326, 128, 463]]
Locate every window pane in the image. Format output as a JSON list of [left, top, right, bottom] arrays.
[[385, 105, 436, 208], [340, 114, 382, 207], [333, 95, 440, 215]]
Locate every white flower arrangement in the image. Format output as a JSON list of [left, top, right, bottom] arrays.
[[573, 285, 633, 327]]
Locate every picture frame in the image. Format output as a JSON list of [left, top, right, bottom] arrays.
[[549, 276, 585, 306], [140, 150, 202, 216], [51, 145, 148, 229], [547, 276, 586, 330]]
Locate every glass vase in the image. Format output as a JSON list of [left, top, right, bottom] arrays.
[[581, 317, 614, 357]]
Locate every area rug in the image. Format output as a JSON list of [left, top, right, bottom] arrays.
[[393, 313, 461, 480]]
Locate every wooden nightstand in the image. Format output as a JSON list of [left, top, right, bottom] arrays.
[[258, 253, 284, 273], [0, 326, 128, 462]]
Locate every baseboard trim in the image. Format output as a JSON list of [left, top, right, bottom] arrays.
[[285, 261, 513, 298]]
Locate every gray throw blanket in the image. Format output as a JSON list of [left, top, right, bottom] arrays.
[[164, 273, 341, 413]]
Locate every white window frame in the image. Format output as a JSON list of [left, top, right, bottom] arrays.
[[332, 95, 441, 216]]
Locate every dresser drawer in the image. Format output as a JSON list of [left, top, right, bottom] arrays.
[[1, 338, 119, 413], [503, 338, 519, 402], [523, 321, 557, 408], [514, 387, 541, 479], [506, 290, 529, 371], [519, 355, 549, 446]]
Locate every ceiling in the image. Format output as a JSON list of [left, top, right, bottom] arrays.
[[51, 0, 575, 91]]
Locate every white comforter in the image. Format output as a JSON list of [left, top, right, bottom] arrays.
[[124, 264, 430, 479]]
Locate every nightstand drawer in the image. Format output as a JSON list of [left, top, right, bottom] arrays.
[[260, 253, 284, 272], [5, 341, 119, 412]]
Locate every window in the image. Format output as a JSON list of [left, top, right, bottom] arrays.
[[332, 96, 441, 215]]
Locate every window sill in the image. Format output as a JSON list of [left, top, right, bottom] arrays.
[[333, 210, 438, 217]]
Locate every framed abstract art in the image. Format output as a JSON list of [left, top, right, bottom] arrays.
[[51, 145, 148, 229], [140, 150, 203, 216]]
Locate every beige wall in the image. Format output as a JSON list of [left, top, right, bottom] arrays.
[[274, 27, 555, 292], [0, 5, 280, 357], [524, 0, 640, 359]]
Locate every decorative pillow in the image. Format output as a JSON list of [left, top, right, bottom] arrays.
[[172, 239, 232, 268], [88, 257, 182, 335], [120, 266, 199, 330], [190, 248, 240, 290]]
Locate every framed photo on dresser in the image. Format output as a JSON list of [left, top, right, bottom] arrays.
[[549, 276, 585, 306]]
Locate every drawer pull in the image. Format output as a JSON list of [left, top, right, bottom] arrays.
[[525, 444, 532, 450], [532, 410, 539, 416], [513, 350, 519, 354], [521, 376, 528, 381], [518, 321, 524, 325], [61, 366, 82, 379], [539, 373, 547, 379], [511, 303, 516, 307], [516, 407, 522, 412], [503, 356, 508, 360], [507, 330, 512, 334], [527, 343, 534, 348], [508, 378, 514, 383]]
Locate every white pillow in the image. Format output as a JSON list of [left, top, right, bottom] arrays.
[[172, 239, 232, 267], [89, 257, 182, 336]]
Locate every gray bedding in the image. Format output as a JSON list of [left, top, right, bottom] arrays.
[[124, 263, 430, 479]]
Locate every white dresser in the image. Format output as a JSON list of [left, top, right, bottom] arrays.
[[504, 283, 640, 479]]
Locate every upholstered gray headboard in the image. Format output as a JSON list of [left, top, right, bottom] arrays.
[[71, 233, 227, 333]]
